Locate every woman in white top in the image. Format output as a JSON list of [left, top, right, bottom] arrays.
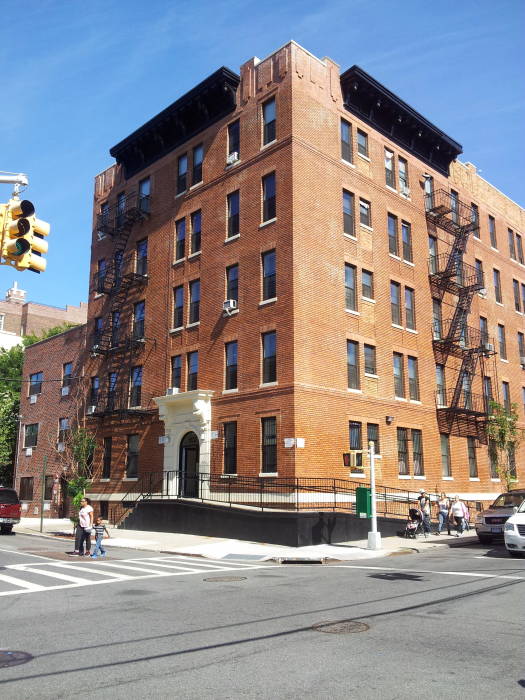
[[449, 496, 467, 537], [436, 493, 451, 536], [70, 497, 94, 556]]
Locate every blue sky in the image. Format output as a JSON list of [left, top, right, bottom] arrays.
[[1, 0, 523, 309]]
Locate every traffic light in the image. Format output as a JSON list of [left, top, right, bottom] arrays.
[[0, 198, 50, 273]]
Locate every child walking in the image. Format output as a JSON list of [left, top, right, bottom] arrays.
[[91, 517, 110, 558]]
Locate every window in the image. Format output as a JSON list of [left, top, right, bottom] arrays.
[[349, 421, 363, 472], [262, 97, 276, 145], [100, 501, 109, 520], [115, 192, 126, 228], [518, 332, 525, 362], [359, 198, 371, 227], [493, 268, 502, 303], [225, 341, 238, 390], [261, 417, 277, 473], [177, 154, 188, 194], [29, 372, 43, 395], [262, 172, 276, 222], [62, 362, 72, 388], [502, 381, 511, 412], [226, 264, 238, 303], [228, 120, 240, 160], [480, 316, 489, 345], [175, 218, 186, 260], [347, 340, 360, 390], [100, 202, 109, 232], [189, 279, 200, 324], [171, 355, 182, 389], [424, 175, 434, 210], [440, 434, 451, 477], [343, 190, 355, 236], [138, 177, 151, 213], [133, 300, 145, 340], [136, 239, 148, 276], [388, 214, 398, 256], [436, 364, 446, 407], [44, 475, 54, 501], [393, 353, 405, 398], [508, 229, 516, 260], [483, 375, 493, 408], [19, 477, 34, 501], [108, 372, 117, 410], [432, 299, 442, 339], [367, 423, 380, 455], [397, 427, 408, 475], [357, 129, 368, 157], [129, 366, 142, 407], [516, 233, 524, 264], [405, 287, 416, 330], [97, 258, 106, 293], [173, 286, 184, 328], [187, 351, 198, 391], [262, 331, 277, 384], [384, 148, 395, 188], [390, 281, 401, 326], [401, 221, 413, 262], [344, 263, 357, 311], [58, 417, 69, 443], [190, 211, 201, 254], [488, 215, 497, 248], [90, 377, 99, 405], [467, 437, 478, 478], [523, 387, 525, 415], [114, 249, 123, 285], [398, 157, 409, 193], [513, 280, 521, 312], [361, 269, 374, 299], [522, 284, 525, 315], [111, 310, 120, 347], [262, 250, 276, 300], [405, 357, 419, 402], [126, 434, 139, 478], [489, 439, 498, 478], [364, 344, 376, 375], [0, 314, 4, 331], [24, 424, 38, 448], [475, 259, 484, 287], [340, 119, 352, 163], [227, 190, 240, 238], [471, 204, 479, 238], [223, 422, 237, 475], [450, 190, 459, 224], [428, 236, 438, 274], [497, 324, 507, 360], [102, 437, 112, 479], [192, 143, 203, 185], [412, 429, 424, 476]]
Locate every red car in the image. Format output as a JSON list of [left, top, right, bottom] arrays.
[[0, 487, 21, 534]]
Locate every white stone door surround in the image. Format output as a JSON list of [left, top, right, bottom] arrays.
[[154, 390, 214, 497]]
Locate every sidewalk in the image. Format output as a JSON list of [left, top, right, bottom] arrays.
[[14, 518, 479, 561]]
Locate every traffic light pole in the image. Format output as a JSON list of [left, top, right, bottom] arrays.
[[367, 441, 382, 550]]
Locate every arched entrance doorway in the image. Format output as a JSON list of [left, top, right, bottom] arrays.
[[179, 432, 200, 498]]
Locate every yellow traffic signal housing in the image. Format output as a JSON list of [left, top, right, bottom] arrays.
[[0, 198, 50, 273]]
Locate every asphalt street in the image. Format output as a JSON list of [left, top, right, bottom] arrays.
[[0, 532, 523, 699]]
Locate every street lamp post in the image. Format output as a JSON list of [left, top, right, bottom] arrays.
[[367, 440, 382, 550]]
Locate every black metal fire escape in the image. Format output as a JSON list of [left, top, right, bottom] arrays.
[[427, 189, 495, 443]]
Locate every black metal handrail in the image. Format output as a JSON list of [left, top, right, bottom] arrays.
[[425, 189, 479, 236], [97, 193, 150, 235], [429, 254, 485, 293], [432, 319, 494, 352], [436, 389, 487, 415]]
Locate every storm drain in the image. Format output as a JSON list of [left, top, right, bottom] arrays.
[[312, 620, 369, 634], [0, 650, 34, 668], [203, 576, 247, 582]]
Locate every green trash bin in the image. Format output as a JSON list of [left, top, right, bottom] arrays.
[[355, 487, 372, 518]]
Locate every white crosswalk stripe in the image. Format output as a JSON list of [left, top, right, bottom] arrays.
[[0, 555, 266, 597]]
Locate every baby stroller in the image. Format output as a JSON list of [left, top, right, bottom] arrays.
[[404, 508, 423, 539]]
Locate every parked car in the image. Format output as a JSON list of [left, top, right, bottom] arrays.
[[0, 487, 21, 534], [504, 500, 525, 557], [475, 490, 525, 544]]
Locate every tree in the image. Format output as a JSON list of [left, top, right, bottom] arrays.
[[487, 400, 523, 491]]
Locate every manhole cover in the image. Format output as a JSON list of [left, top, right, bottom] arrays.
[[203, 576, 247, 582], [0, 650, 34, 668], [312, 620, 369, 634]]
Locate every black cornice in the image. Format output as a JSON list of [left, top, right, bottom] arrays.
[[340, 65, 462, 176]]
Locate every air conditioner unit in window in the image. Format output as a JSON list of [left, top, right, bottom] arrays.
[[479, 288, 487, 297], [25, 447, 33, 456], [520, 356, 525, 367], [166, 387, 179, 396], [226, 151, 239, 165], [483, 342, 495, 354], [223, 299, 238, 315], [61, 386, 70, 396], [96, 231, 106, 241], [348, 450, 363, 468], [87, 405, 97, 415], [57, 442, 65, 452], [401, 185, 410, 197], [29, 394, 37, 404]]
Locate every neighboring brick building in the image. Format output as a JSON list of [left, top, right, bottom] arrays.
[[18, 41, 525, 519], [0, 280, 88, 349]]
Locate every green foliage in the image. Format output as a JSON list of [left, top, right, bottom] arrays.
[[487, 400, 522, 491], [67, 475, 91, 526], [0, 392, 19, 485], [68, 427, 96, 479], [22, 322, 78, 348]]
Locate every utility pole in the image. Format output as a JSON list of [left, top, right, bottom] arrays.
[[367, 441, 382, 550]]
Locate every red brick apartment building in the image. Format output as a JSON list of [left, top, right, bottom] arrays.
[[16, 41, 525, 518]]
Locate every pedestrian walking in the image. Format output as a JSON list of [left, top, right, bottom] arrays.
[[91, 517, 110, 558], [449, 495, 467, 537], [69, 497, 94, 556], [417, 489, 431, 538], [436, 492, 451, 535]]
